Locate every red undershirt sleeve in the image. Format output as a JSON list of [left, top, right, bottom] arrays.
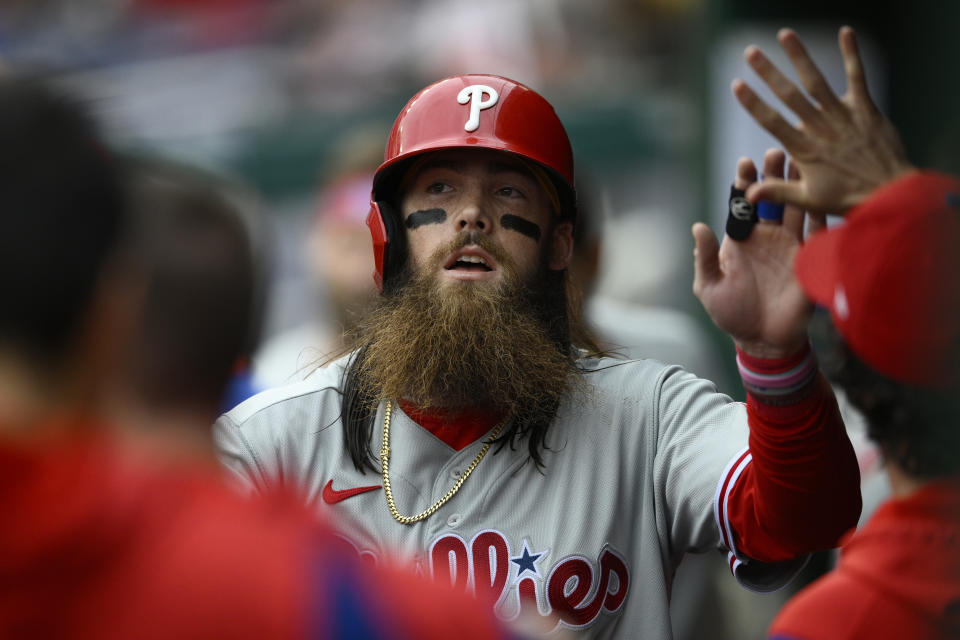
[[717, 343, 861, 566]]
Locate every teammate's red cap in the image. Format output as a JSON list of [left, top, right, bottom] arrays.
[[794, 171, 960, 389]]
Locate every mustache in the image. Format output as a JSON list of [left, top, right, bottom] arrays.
[[425, 230, 513, 271]]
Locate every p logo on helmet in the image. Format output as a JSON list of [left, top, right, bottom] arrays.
[[457, 85, 499, 132]]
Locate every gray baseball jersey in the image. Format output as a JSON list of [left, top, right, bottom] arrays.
[[215, 353, 800, 639]]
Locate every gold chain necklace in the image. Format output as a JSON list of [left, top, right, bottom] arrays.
[[380, 399, 508, 525]]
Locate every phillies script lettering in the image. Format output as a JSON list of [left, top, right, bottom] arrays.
[[337, 529, 630, 630], [428, 530, 630, 631]]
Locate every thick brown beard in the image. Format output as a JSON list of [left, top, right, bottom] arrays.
[[351, 231, 582, 423]]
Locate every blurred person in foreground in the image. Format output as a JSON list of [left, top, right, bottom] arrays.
[[216, 71, 862, 637], [734, 26, 959, 639], [104, 158, 269, 450], [0, 77, 508, 639]]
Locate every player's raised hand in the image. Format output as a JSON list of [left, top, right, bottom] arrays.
[[733, 26, 914, 214], [693, 149, 811, 359]]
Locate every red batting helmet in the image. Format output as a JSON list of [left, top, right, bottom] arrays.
[[367, 74, 576, 292]]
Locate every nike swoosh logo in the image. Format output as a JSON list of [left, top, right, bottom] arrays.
[[322, 479, 382, 504]]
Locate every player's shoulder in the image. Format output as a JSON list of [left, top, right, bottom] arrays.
[[224, 351, 352, 426], [574, 353, 733, 427], [577, 353, 690, 389]]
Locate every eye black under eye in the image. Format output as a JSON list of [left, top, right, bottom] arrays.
[[501, 214, 541, 241]]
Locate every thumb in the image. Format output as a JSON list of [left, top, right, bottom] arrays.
[[692, 222, 721, 297]]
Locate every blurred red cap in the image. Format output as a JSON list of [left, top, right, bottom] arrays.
[[795, 171, 960, 389], [316, 171, 374, 228]]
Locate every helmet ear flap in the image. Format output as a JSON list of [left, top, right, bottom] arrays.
[[366, 200, 407, 293]]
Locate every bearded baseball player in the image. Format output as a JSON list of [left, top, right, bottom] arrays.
[[215, 73, 861, 638]]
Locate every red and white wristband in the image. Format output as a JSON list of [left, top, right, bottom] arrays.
[[736, 342, 818, 404]]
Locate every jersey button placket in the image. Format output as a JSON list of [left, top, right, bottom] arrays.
[[426, 449, 476, 538]]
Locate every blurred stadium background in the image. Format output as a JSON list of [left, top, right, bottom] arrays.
[[2, 1, 955, 637], [3, 0, 955, 393]]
